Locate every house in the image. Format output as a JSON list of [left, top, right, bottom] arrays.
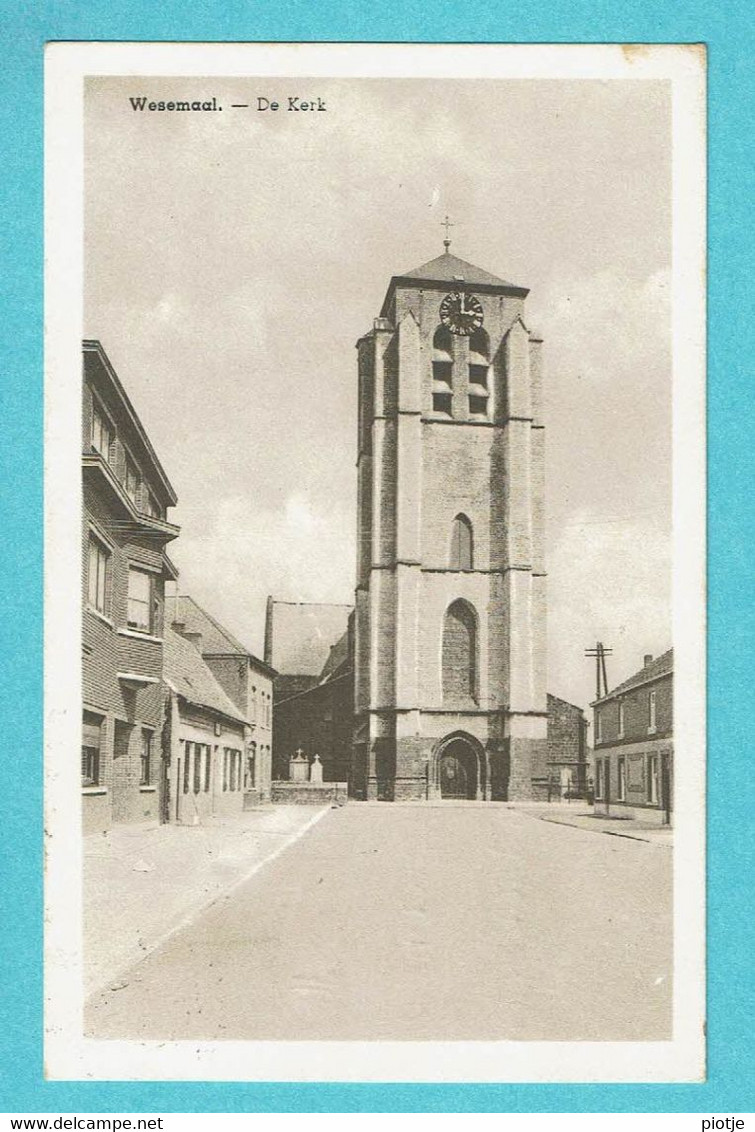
[[264, 598, 352, 779], [272, 617, 354, 786], [82, 340, 180, 835], [162, 626, 253, 824], [592, 650, 673, 825], [545, 693, 590, 800], [167, 595, 276, 802]]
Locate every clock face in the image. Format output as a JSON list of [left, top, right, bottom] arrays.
[[439, 291, 484, 336]]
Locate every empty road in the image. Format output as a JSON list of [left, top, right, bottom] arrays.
[[86, 804, 672, 1041]]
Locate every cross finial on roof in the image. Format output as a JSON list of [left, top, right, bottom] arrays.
[[441, 214, 454, 251]]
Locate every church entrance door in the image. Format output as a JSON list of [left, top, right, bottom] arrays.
[[439, 739, 478, 800]]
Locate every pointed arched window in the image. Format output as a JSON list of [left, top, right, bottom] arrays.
[[450, 514, 473, 570], [442, 599, 478, 704]]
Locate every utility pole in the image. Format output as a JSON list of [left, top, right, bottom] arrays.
[[585, 641, 613, 700]]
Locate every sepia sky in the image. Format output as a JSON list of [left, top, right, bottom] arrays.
[[85, 75, 672, 712]]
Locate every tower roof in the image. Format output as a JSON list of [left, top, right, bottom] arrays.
[[378, 251, 528, 320], [400, 251, 519, 289]]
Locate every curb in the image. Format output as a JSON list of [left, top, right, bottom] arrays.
[[529, 812, 673, 846], [87, 805, 332, 1000]]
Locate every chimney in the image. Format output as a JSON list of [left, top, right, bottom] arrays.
[[644, 654, 653, 668]]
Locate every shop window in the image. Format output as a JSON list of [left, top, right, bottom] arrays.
[[647, 754, 659, 804]]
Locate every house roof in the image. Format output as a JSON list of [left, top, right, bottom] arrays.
[[318, 628, 350, 683], [594, 648, 674, 705], [398, 251, 519, 289], [163, 627, 248, 725], [265, 600, 353, 676], [170, 595, 275, 675], [83, 340, 178, 506]]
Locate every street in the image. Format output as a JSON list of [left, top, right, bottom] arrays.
[[85, 804, 672, 1042]]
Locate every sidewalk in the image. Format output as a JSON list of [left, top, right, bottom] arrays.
[[510, 802, 674, 846], [84, 804, 330, 998]]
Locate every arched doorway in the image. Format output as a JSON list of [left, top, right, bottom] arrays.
[[436, 736, 480, 800]]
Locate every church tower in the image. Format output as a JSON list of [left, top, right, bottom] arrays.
[[352, 244, 548, 801]]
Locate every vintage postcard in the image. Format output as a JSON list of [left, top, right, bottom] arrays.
[[44, 42, 706, 1082]]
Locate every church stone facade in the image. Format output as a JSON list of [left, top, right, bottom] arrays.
[[351, 250, 548, 801]]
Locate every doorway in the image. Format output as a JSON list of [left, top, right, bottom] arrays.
[[438, 738, 478, 800]]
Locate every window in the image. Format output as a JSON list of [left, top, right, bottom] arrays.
[[595, 710, 602, 744], [432, 391, 453, 415], [648, 690, 657, 733], [442, 599, 478, 705], [450, 514, 473, 570], [617, 756, 626, 801], [617, 699, 625, 738], [204, 745, 212, 792], [127, 567, 153, 633], [124, 455, 141, 506], [468, 327, 490, 418], [647, 754, 659, 804], [87, 535, 109, 615], [432, 325, 453, 415], [82, 712, 102, 786], [246, 745, 256, 790], [193, 744, 202, 794], [468, 395, 489, 418], [595, 758, 604, 800], [183, 742, 192, 796], [224, 748, 242, 791], [91, 402, 114, 462], [140, 730, 152, 786], [142, 490, 162, 519]]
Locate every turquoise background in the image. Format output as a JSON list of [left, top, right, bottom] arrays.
[[2, 0, 753, 1115]]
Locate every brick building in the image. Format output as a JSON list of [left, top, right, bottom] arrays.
[[265, 598, 352, 778], [352, 249, 548, 800], [163, 626, 252, 824], [545, 693, 590, 799], [168, 595, 276, 802], [82, 341, 180, 834], [272, 618, 354, 785], [592, 650, 673, 825]]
